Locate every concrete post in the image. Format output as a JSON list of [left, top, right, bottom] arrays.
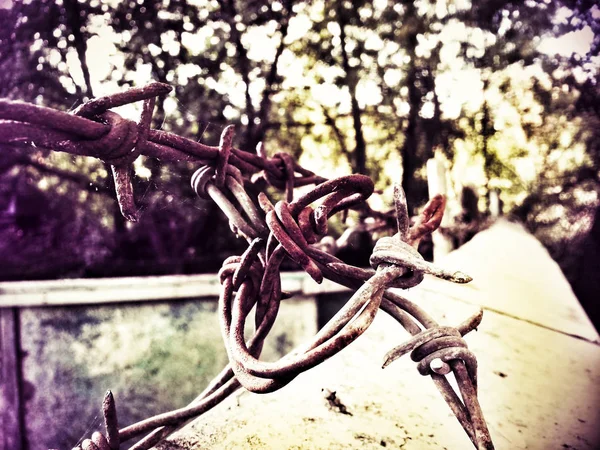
[[489, 189, 502, 218], [426, 158, 453, 261]]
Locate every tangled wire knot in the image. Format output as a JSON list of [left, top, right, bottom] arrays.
[[0, 83, 495, 450]]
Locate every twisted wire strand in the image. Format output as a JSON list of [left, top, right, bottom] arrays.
[[203, 173, 493, 449], [0, 83, 494, 450], [0, 84, 326, 217]]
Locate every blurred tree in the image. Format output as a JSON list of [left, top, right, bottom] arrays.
[[461, 0, 600, 326], [103, 0, 299, 273], [0, 0, 113, 280]]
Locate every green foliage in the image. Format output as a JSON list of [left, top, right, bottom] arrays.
[[20, 301, 228, 450]]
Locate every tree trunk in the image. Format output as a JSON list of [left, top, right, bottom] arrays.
[[572, 204, 600, 330], [400, 34, 420, 215], [249, 0, 293, 151], [337, 3, 367, 175], [481, 79, 493, 210], [64, 0, 94, 98], [219, 0, 256, 149]]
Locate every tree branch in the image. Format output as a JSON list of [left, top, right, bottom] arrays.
[[253, 0, 294, 148], [320, 104, 351, 161], [219, 0, 256, 146], [6, 153, 111, 196]]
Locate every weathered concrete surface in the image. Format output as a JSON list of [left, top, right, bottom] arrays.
[[423, 219, 599, 343], [156, 220, 600, 450]]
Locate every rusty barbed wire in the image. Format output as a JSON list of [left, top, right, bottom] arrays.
[[0, 83, 494, 450]]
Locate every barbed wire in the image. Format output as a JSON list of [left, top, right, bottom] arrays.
[[1, 83, 494, 450]]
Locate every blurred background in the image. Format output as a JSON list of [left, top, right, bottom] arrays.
[[0, 0, 599, 448]]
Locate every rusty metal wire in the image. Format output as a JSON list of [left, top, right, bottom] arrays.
[[1, 83, 494, 450]]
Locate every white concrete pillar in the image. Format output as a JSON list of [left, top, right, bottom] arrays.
[[427, 158, 453, 261], [489, 189, 501, 218]]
